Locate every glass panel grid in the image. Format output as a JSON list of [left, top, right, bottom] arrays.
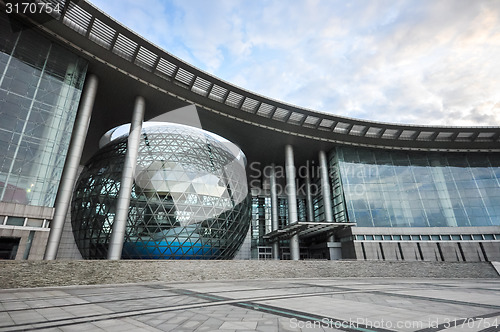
[[336, 147, 500, 228], [72, 123, 251, 260], [0, 13, 87, 207]]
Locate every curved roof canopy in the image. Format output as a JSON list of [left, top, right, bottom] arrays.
[[9, 0, 500, 155]]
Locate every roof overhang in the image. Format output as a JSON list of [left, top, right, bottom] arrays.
[[5, 0, 500, 166], [263, 222, 356, 241]]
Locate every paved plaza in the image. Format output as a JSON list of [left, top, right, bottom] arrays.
[[1, 278, 500, 332]]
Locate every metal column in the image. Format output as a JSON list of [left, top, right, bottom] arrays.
[[305, 168, 314, 222], [319, 150, 333, 222], [44, 74, 99, 260], [285, 145, 300, 260], [319, 150, 339, 259], [269, 164, 279, 259], [107, 96, 145, 260]]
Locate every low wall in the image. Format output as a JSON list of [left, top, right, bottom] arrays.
[[0, 260, 498, 289]]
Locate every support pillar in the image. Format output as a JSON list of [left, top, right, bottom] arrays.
[[269, 164, 279, 259], [319, 150, 340, 260], [44, 74, 99, 260], [107, 96, 145, 260], [285, 145, 300, 260], [319, 150, 333, 222], [305, 167, 314, 222]]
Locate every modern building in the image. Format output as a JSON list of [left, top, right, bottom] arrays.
[[72, 122, 251, 259], [0, 0, 499, 261]]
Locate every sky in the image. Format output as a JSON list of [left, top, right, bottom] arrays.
[[88, 0, 500, 127]]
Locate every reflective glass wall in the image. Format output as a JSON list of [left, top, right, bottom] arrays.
[[250, 195, 291, 245], [0, 13, 87, 207], [251, 196, 271, 247], [72, 123, 251, 259], [334, 147, 500, 227]]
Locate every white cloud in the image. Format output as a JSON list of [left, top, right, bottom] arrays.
[[88, 0, 500, 126]]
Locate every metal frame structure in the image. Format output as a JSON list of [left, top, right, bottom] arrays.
[[2, 0, 500, 262], [7, 0, 499, 153]]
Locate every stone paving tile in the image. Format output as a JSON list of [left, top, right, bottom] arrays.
[[325, 292, 494, 317], [1, 301, 30, 310], [35, 307, 75, 320], [1, 278, 500, 332], [0, 312, 13, 326], [393, 288, 500, 306], [8, 310, 48, 325], [59, 322, 105, 331]]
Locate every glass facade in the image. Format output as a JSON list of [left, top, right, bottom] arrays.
[[335, 147, 500, 227], [251, 196, 271, 247], [250, 196, 293, 244], [72, 123, 251, 259], [0, 13, 87, 207]]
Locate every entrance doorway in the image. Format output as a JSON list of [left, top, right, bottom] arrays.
[[0, 237, 20, 259]]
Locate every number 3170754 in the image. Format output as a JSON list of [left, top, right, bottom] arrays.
[[5, 2, 62, 15]]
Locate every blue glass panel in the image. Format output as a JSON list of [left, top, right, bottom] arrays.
[[336, 147, 500, 228]]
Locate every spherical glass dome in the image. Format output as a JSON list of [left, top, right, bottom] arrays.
[[71, 122, 251, 259]]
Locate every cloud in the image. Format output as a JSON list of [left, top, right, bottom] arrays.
[[88, 0, 500, 126]]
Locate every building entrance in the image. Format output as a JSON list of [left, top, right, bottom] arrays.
[[0, 237, 20, 260]]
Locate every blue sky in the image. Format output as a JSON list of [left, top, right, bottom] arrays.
[[88, 0, 500, 126]]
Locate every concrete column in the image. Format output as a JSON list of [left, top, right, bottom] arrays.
[[319, 150, 340, 259], [319, 150, 333, 222], [44, 74, 99, 260], [269, 164, 279, 259], [305, 168, 314, 222], [107, 96, 145, 260], [285, 145, 300, 260]]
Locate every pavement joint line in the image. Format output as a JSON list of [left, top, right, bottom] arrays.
[[234, 302, 387, 332], [0, 287, 396, 331], [0, 291, 195, 313], [0, 283, 311, 298], [170, 288, 393, 332], [3, 279, 500, 331], [366, 290, 500, 310], [401, 282, 500, 293], [0, 286, 322, 315], [167, 283, 450, 299], [0, 288, 174, 304], [478, 325, 500, 332], [414, 311, 500, 332], [0, 298, 244, 331], [294, 283, 500, 311], [0, 284, 407, 315]]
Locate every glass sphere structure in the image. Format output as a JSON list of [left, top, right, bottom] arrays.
[[71, 122, 251, 259]]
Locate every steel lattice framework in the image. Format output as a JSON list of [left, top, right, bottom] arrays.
[[6, 0, 499, 153], [71, 123, 251, 259]]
